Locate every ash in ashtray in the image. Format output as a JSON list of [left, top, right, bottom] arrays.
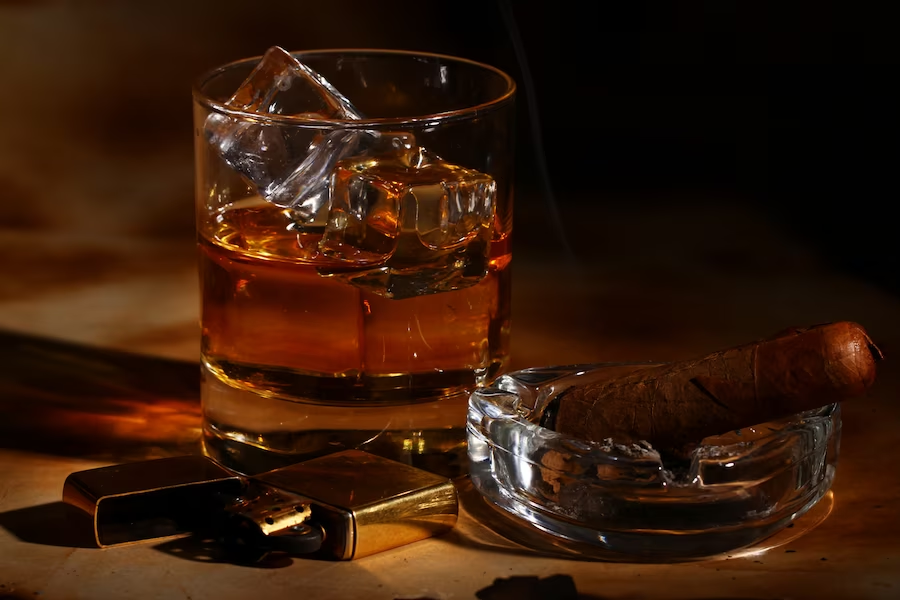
[[594, 437, 695, 485], [597, 437, 657, 458]]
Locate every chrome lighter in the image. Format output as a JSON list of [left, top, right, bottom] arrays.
[[63, 449, 458, 561]]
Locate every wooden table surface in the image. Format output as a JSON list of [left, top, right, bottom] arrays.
[[1, 198, 898, 600]]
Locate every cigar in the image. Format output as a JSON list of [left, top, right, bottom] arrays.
[[541, 322, 882, 452]]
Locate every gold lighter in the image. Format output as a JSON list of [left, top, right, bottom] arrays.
[[63, 449, 458, 561]]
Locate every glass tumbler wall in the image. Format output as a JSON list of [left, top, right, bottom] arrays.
[[193, 50, 516, 474]]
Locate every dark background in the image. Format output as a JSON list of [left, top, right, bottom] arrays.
[[0, 0, 896, 294]]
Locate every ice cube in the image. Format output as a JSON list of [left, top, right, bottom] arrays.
[[318, 145, 497, 299], [204, 46, 366, 218], [222, 46, 362, 119], [265, 128, 365, 219]]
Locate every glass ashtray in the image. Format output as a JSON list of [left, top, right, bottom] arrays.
[[466, 364, 840, 561]]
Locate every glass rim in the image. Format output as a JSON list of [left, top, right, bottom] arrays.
[[192, 48, 517, 129]]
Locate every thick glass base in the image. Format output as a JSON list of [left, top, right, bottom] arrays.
[[201, 365, 470, 478], [468, 462, 835, 561]]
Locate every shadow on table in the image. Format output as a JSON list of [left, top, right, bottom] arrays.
[[0, 501, 96, 548], [153, 534, 295, 569], [0, 329, 202, 462], [0, 501, 295, 569], [473, 574, 775, 599]]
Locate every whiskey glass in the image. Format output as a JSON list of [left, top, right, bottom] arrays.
[[193, 49, 515, 475]]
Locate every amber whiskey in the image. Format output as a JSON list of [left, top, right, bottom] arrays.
[[198, 195, 510, 472]]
